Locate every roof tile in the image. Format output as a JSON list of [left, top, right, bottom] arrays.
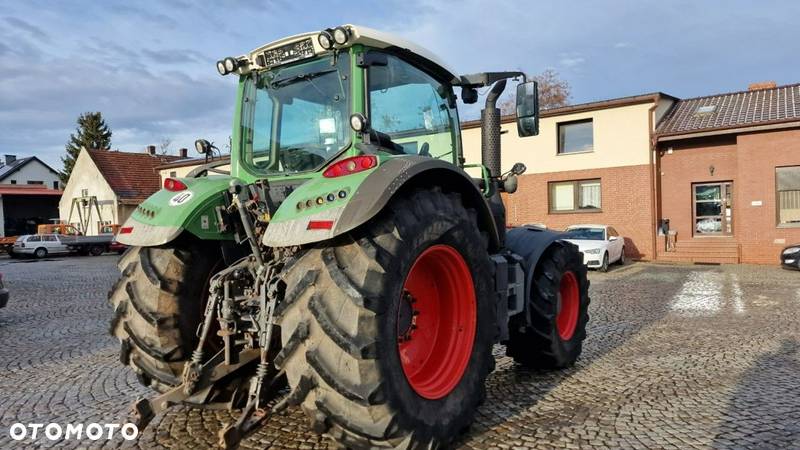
[[657, 83, 800, 136], [87, 150, 181, 203]]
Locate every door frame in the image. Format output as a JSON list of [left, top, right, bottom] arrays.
[[692, 181, 733, 237]]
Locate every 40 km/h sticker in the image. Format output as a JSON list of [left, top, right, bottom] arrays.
[[169, 191, 194, 206]]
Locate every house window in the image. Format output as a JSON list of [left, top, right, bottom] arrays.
[[169, 171, 177, 178], [53, 181, 59, 189], [549, 179, 602, 212], [81, 189, 89, 197], [777, 166, 800, 226], [558, 119, 594, 154], [27, 180, 43, 185], [10, 180, 16, 184]]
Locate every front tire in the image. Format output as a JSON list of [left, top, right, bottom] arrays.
[[276, 188, 495, 449], [599, 252, 609, 272], [506, 241, 590, 369], [108, 242, 220, 391]]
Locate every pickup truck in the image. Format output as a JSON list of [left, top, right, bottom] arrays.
[[12, 233, 113, 258]]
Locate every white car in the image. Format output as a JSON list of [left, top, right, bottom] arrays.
[[563, 224, 625, 272], [12, 234, 70, 258]]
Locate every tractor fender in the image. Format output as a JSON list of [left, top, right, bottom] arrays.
[[505, 226, 574, 304], [117, 176, 233, 247], [262, 156, 501, 250]]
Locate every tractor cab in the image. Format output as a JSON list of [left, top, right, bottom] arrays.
[[212, 25, 538, 183]]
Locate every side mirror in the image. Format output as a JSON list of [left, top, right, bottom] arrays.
[[195, 139, 212, 154], [516, 80, 539, 137], [609, 236, 619, 241], [511, 162, 527, 176]]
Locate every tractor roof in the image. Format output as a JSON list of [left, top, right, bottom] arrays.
[[245, 24, 460, 83]]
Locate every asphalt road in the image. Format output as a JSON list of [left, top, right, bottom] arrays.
[[0, 255, 798, 449]]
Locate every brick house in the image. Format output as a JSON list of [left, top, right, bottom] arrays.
[[654, 82, 800, 264], [462, 93, 677, 261]]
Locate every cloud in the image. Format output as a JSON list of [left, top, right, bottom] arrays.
[[4, 16, 49, 41], [614, 42, 633, 49], [559, 54, 586, 68]]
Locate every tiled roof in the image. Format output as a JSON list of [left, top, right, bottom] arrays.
[[0, 184, 62, 196], [657, 83, 800, 136], [87, 150, 181, 203]]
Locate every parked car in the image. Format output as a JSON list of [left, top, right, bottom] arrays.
[[0, 273, 8, 309], [13, 234, 69, 258], [12, 234, 111, 258], [563, 224, 625, 272], [781, 244, 800, 270]]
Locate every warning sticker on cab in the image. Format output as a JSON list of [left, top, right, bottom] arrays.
[[169, 191, 194, 206]]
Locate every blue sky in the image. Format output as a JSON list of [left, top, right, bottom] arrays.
[[1, 0, 797, 170]]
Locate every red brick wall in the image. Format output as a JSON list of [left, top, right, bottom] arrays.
[[505, 164, 655, 260], [658, 136, 738, 242], [736, 129, 800, 264], [657, 128, 800, 264]]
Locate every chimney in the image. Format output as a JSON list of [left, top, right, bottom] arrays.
[[748, 81, 777, 91], [4, 155, 16, 166], [147, 145, 156, 155], [179, 148, 188, 158]]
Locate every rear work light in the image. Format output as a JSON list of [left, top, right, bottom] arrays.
[[323, 155, 377, 178], [164, 178, 188, 191]]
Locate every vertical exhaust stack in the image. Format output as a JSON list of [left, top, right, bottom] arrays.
[[481, 80, 507, 178]]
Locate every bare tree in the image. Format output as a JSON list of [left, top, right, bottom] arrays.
[[158, 137, 173, 155], [499, 69, 571, 115]]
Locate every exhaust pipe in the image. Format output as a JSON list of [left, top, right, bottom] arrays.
[[481, 80, 507, 178]]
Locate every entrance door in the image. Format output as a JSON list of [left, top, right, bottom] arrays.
[[693, 182, 733, 236]]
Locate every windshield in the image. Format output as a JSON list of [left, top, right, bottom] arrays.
[[240, 54, 350, 174], [566, 227, 605, 240]]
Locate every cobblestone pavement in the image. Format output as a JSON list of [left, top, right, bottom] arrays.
[[1, 255, 799, 449]]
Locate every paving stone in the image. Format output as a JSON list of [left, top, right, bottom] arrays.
[[0, 257, 799, 449]]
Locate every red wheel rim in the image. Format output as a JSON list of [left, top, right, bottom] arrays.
[[556, 271, 579, 340], [397, 244, 476, 399]]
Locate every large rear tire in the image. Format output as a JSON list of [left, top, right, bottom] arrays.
[[506, 241, 590, 369], [108, 242, 220, 392], [275, 188, 496, 449]]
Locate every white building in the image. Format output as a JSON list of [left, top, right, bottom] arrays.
[[59, 148, 180, 235]]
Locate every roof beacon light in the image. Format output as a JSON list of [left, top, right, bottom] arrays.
[[317, 30, 334, 50], [332, 26, 349, 45]]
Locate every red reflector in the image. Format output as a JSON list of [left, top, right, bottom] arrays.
[[120, 227, 134, 234], [164, 178, 188, 191], [307, 220, 334, 230], [323, 155, 377, 178]]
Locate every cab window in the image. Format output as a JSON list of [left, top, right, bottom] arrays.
[[368, 54, 458, 159]]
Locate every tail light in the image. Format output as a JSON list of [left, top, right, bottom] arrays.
[[323, 155, 377, 178], [164, 178, 188, 191]]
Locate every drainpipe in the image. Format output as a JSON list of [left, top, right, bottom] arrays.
[[648, 95, 660, 262]]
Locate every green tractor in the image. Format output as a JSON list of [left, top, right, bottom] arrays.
[[110, 24, 590, 449]]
